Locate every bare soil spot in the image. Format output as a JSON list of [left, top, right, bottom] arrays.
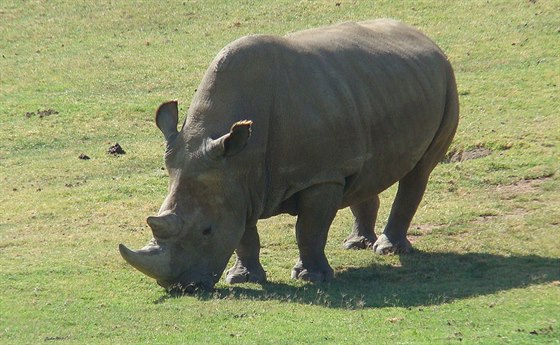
[[496, 176, 553, 199], [408, 223, 444, 243], [442, 147, 492, 163], [25, 109, 59, 118], [471, 208, 528, 226], [473, 214, 498, 224], [44, 335, 70, 341]]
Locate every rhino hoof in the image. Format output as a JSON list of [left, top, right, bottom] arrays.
[[291, 265, 334, 282], [373, 234, 413, 255], [342, 234, 376, 250], [225, 264, 266, 285]]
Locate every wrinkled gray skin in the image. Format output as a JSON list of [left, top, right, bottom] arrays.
[[119, 19, 459, 292]]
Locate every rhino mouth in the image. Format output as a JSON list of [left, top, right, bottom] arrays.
[[163, 280, 215, 294], [162, 267, 219, 294]]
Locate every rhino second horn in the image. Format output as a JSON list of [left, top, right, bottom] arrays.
[[147, 214, 180, 238], [119, 243, 173, 280]]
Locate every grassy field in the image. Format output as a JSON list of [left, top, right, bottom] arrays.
[[1, 0, 559, 343]]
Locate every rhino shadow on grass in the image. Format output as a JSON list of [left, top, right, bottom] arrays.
[[156, 251, 559, 308]]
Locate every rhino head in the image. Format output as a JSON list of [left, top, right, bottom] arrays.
[[119, 100, 253, 292]]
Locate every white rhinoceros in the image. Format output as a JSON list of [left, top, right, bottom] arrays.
[[120, 19, 459, 292]]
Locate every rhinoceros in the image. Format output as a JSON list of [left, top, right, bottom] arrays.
[[119, 19, 459, 291]]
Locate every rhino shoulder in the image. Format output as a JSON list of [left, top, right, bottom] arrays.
[[212, 34, 285, 74]]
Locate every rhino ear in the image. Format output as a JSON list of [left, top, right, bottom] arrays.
[[206, 120, 253, 159], [155, 100, 179, 142]]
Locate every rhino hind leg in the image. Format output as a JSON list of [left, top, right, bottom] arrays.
[[373, 150, 446, 255], [343, 196, 379, 250], [225, 225, 267, 284], [374, 104, 458, 255], [291, 183, 343, 282], [372, 170, 424, 255]]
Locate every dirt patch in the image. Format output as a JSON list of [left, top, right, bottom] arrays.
[[44, 336, 70, 342], [442, 147, 493, 163], [410, 223, 443, 234], [496, 176, 553, 199], [408, 223, 444, 243], [473, 208, 530, 224], [65, 176, 88, 188], [107, 143, 126, 155], [473, 214, 498, 224], [25, 109, 59, 118]]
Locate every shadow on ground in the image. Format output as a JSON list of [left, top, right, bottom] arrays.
[[157, 251, 559, 308]]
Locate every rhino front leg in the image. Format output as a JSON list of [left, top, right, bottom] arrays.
[[291, 183, 343, 282], [343, 195, 379, 250], [225, 225, 266, 284]]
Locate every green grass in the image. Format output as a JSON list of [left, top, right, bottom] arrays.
[[1, 0, 559, 343]]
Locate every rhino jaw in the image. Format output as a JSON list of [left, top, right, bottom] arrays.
[[119, 242, 174, 281]]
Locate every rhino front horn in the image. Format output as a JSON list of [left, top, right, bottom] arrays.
[[119, 243, 173, 280]]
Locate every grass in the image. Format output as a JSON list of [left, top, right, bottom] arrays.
[[1, 0, 559, 343]]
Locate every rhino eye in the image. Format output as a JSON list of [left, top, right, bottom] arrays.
[[202, 227, 212, 236]]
